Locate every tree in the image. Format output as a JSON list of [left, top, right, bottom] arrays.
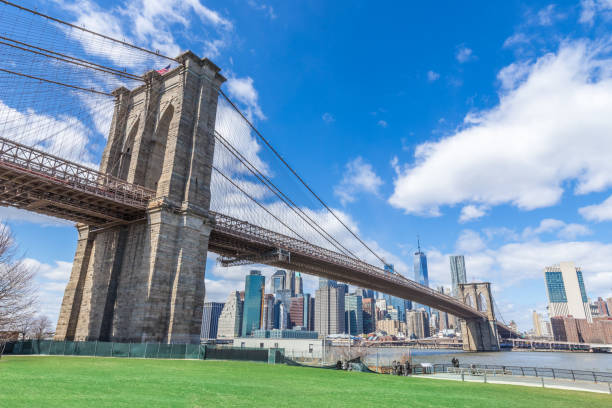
[[30, 315, 53, 340], [0, 223, 37, 333]]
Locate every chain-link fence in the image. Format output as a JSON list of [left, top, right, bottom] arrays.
[[2, 340, 285, 364]]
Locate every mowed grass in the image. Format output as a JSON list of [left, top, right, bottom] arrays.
[[0, 356, 610, 407]]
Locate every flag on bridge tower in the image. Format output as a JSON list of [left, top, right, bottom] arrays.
[[156, 64, 171, 75]]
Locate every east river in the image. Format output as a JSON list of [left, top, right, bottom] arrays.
[[363, 348, 612, 372]]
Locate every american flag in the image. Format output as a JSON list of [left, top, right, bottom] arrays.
[[156, 64, 171, 75]]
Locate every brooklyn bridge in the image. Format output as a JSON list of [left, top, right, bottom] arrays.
[[0, 1, 517, 350]]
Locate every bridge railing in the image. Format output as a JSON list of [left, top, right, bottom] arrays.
[[435, 363, 612, 384], [0, 136, 156, 207], [212, 211, 487, 319]]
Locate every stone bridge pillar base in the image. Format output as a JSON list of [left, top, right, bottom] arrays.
[[461, 319, 500, 351]]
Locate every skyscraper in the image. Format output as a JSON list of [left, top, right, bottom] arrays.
[[285, 270, 296, 296], [242, 270, 265, 336], [201, 302, 224, 339], [413, 240, 430, 314], [362, 297, 376, 333], [544, 262, 592, 323], [271, 270, 286, 294], [595, 297, 610, 317], [314, 283, 346, 337], [261, 294, 275, 330], [295, 272, 304, 295], [414, 240, 429, 287], [217, 291, 243, 339], [532, 310, 544, 337], [449, 255, 467, 297], [345, 293, 364, 335], [382, 264, 411, 321], [406, 309, 430, 339]]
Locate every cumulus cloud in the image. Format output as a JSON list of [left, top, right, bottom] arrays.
[[522, 218, 591, 240], [56, 0, 232, 63], [579, 194, 612, 221], [456, 45, 475, 63], [322, 112, 335, 123], [427, 70, 440, 82], [579, 0, 612, 25], [389, 39, 612, 217], [225, 76, 266, 121], [377, 119, 388, 128], [334, 157, 384, 205], [459, 205, 488, 223]]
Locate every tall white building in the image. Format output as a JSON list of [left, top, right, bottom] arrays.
[[217, 291, 243, 339], [314, 282, 345, 337], [544, 262, 592, 323]]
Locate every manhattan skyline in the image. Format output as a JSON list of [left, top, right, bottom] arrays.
[[2, 0, 612, 331]]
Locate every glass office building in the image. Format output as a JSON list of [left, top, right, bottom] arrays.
[[242, 270, 265, 336], [544, 262, 592, 322], [449, 255, 467, 297]]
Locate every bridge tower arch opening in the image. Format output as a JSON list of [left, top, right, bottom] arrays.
[[54, 51, 225, 344], [458, 282, 500, 352]]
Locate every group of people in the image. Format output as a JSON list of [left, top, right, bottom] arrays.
[[390, 360, 412, 376]]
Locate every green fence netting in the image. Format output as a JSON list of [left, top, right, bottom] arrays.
[[2, 340, 284, 364]]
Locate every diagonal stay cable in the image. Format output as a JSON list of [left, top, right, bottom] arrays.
[[211, 164, 308, 243], [214, 130, 359, 259], [0, 0, 177, 63], [217, 89, 388, 266], [0, 68, 112, 96]]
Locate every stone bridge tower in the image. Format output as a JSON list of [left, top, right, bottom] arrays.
[[458, 282, 500, 351], [54, 52, 225, 344]]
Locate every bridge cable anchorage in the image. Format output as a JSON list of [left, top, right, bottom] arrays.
[[0, 36, 144, 81], [210, 164, 309, 243], [216, 89, 388, 266], [0, 68, 113, 96], [213, 130, 360, 260], [0, 0, 178, 63]]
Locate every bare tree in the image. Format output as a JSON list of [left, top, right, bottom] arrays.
[[0, 223, 37, 333], [30, 315, 53, 340]]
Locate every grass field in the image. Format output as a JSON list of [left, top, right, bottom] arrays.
[[0, 356, 610, 407]]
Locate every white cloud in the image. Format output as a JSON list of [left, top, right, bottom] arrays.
[[377, 119, 388, 128], [579, 0, 612, 25], [503, 33, 530, 48], [459, 204, 488, 223], [389, 39, 612, 216], [0, 207, 73, 227], [334, 157, 384, 206], [537, 4, 562, 26], [23, 259, 73, 282], [322, 112, 335, 123], [427, 70, 440, 82], [579, 194, 612, 221], [225, 76, 266, 121], [456, 45, 474, 63], [247, 1, 277, 20], [57, 0, 232, 64], [522, 218, 591, 240]]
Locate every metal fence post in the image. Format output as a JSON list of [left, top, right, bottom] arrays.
[[484, 373, 487, 384], [157, 342, 160, 359], [62, 341, 66, 356], [520, 367, 524, 376], [608, 382, 611, 394], [541, 377, 545, 388], [111, 341, 114, 357], [128, 342, 131, 358], [571, 369, 575, 381], [461, 373, 465, 382], [593, 372, 597, 384], [552, 368, 555, 379], [94, 340, 98, 357]]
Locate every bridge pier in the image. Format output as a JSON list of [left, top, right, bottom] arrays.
[[458, 283, 500, 351], [54, 52, 225, 344]]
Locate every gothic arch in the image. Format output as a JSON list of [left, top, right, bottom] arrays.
[[477, 292, 488, 312], [144, 104, 174, 190], [117, 117, 140, 179]]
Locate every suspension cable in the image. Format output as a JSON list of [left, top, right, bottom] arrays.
[[0, 0, 178, 63], [0, 68, 112, 96], [218, 89, 388, 266], [214, 130, 360, 259]]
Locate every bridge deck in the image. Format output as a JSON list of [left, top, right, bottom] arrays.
[[0, 137, 155, 225], [0, 135, 522, 330]]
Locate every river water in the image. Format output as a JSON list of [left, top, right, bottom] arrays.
[[362, 348, 612, 372]]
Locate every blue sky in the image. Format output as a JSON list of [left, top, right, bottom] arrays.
[[4, 0, 612, 331]]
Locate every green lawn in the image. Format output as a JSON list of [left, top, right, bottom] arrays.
[[0, 356, 610, 407]]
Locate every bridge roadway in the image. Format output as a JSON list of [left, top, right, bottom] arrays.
[[0, 135, 519, 331]]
